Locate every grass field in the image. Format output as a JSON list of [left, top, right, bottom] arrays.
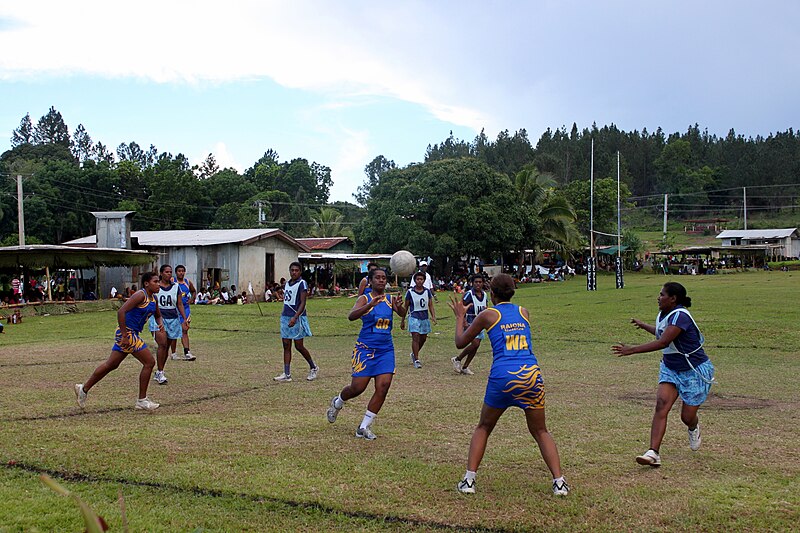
[[1, 272, 798, 531]]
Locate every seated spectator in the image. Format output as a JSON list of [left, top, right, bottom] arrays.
[[195, 291, 210, 305], [239, 291, 248, 304], [265, 287, 273, 302], [220, 286, 230, 304], [85, 291, 97, 301]]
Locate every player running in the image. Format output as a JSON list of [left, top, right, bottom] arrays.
[[451, 274, 488, 375], [74, 272, 163, 411], [149, 265, 189, 384], [172, 264, 196, 361], [402, 270, 436, 369], [273, 262, 319, 382], [613, 282, 715, 467]]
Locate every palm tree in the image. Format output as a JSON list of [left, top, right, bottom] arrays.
[[309, 207, 353, 238], [514, 167, 583, 262]]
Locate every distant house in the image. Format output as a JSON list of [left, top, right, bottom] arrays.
[[715, 228, 800, 259], [64, 212, 308, 299], [296, 237, 354, 253], [684, 218, 729, 234]]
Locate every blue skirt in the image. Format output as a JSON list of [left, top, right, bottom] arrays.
[[659, 360, 714, 406], [484, 364, 546, 410], [280, 315, 312, 339], [351, 341, 395, 377], [408, 316, 431, 334]]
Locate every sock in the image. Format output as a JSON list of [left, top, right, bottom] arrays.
[[308, 359, 317, 369], [184, 347, 189, 355], [553, 476, 565, 484], [333, 395, 344, 409], [359, 410, 377, 430], [284, 364, 291, 376], [464, 470, 476, 482]]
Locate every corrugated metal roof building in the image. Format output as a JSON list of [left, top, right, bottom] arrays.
[[65, 215, 309, 299]]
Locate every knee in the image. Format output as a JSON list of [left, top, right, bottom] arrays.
[[375, 382, 391, 398], [654, 397, 672, 415]]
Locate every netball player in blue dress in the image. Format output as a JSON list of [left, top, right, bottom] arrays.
[[402, 270, 436, 368], [74, 272, 163, 411], [326, 268, 407, 440], [274, 262, 319, 382], [613, 282, 715, 467], [451, 274, 488, 375], [449, 273, 569, 496]]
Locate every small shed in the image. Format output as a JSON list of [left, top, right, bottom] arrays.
[[65, 222, 308, 299]]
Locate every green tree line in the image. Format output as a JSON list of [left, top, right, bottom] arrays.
[[0, 107, 360, 245]]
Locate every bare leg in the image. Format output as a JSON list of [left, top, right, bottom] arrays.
[[466, 403, 505, 472], [293, 339, 314, 367], [131, 348, 156, 400], [680, 402, 701, 430], [83, 350, 128, 392], [458, 339, 481, 368], [155, 331, 169, 372], [366, 373, 393, 414], [524, 407, 562, 479], [282, 338, 292, 366], [650, 383, 679, 452], [411, 332, 420, 360], [169, 338, 178, 357], [340, 376, 371, 401]]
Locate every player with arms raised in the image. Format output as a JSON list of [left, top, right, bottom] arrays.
[[449, 273, 569, 496]]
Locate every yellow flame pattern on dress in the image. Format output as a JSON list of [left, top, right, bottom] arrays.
[[502, 364, 545, 409], [351, 342, 374, 374]]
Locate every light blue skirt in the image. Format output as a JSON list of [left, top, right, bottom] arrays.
[[659, 360, 714, 406], [280, 315, 312, 339], [408, 316, 431, 334]]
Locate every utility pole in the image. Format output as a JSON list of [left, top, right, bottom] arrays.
[[743, 187, 747, 230], [16, 175, 25, 246], [662, 193, 668, 247]]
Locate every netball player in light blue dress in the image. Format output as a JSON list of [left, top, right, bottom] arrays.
[[274, 262, 318, 383], [74, 272, 163, 411], [449, 273, 569, 496], [451, 274, 488, 375], [173, 264, 196, 361], [326, 268, 407, 440], [613, 281, 715, 467], [402, 271, 436, 369]]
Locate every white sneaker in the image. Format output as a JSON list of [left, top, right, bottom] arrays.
[[409, 352, 416, 365], [636, 449, 661, 467], [170, 352, 180, 360], [355, 426, 377, 440], [135, 397, 160, 411], [552, 479, 570, 496], [451, 356, 463, 373], [307, 366, 319, 381], [172, 351, 196, 361], [461, 367, 474, 375], [74, 384, 87, 409], [413, 359, 422, 369], [457, 477, 476, 494], [688, 424, 701, 451], [326, 396, 342, 423], [273, 372, 292, 382], [154, 370, 168, 384]]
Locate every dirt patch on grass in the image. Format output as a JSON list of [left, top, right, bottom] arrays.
[[619, 391, 774, 410]]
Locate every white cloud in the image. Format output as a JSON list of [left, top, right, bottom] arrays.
[[0, 1, 490, 131]]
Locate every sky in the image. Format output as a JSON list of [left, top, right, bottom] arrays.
[[1, 1, 798, 203]]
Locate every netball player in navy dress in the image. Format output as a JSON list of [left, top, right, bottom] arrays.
[[326, 268, 406, 440], [74, 272, 163, 411], [613, 282, 714, 467], [449, 274, 569, 496]]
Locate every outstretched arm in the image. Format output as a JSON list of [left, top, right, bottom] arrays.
[[613, 325, 681, 356]]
